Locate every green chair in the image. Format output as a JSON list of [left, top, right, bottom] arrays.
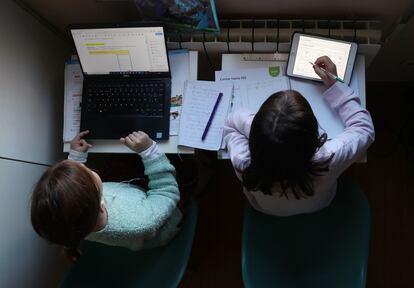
[[60, 199, 198, 288], [242, 178, 370, 288]]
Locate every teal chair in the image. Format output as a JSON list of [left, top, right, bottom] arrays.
[[242, 178, 370, 288], [60, 199, 198, 288]]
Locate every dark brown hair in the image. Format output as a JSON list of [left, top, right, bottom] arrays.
[[242, 90, 333, 199], [31, 160, 101, 261]]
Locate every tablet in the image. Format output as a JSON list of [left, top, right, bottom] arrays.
[[287, 33, 358, 84]]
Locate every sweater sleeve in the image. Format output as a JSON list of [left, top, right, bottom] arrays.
[[321, 82, 375, 176], [138, 141, 161, 161], [67, 149, 88, 163], [139, 153, 180, 230], [223, 108, 255, 173]]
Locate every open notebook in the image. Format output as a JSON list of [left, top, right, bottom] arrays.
[[178, 80, 233, 150]]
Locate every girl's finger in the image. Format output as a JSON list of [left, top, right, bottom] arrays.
[[125, 136, 134, 147], [128, 133, 138, 142], [76, 130, 90, 140]]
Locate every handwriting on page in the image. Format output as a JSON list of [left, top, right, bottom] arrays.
[[179, 81, 232, 150]]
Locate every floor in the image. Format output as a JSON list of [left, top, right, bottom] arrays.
[[88, 82, 414, 288]]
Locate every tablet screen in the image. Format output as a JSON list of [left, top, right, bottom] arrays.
[[292, 35, 351, 80]]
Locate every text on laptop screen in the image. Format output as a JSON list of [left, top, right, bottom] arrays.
[[292, 35, 351, 79], [71, 27, 169, 75]]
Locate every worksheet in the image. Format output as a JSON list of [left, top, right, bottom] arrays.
[[63, 60, 83, 141], [178, 81, 233, 150], [215, 66, 286, 113], [168, 49, 190, 136]]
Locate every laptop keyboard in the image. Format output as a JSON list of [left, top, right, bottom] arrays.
[[85, 81, 165, 116]]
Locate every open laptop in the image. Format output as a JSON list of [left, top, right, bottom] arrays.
[[69, 22, 171, 140]]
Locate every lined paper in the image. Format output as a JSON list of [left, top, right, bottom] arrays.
[[178, 81, 233, 150]]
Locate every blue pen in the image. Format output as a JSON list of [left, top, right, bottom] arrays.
[[309, 61, 344, 83], [201, 92, 223, 141]]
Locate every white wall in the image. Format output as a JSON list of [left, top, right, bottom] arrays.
[[0, 1, 71, 287], [0, 159, 69, 288], [0, 0, 71, 165]]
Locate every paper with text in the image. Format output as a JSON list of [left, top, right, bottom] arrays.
[[215, 66, 286, 113], [63, 62, 83, 141], [178, 81, 233, 150], [168, 49, 190, 135]]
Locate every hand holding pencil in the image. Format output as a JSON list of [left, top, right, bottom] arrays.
[[311, 56, 341, 88]]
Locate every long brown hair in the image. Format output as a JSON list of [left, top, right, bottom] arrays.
[[242, 90, 333, 199], [31, 160, 101, 261]]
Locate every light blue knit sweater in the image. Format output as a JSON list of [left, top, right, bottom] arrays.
[[86, 154, 182, 251]]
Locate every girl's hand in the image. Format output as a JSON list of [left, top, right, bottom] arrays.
[[70, 130, 93, 152], [313, 56, 338, 88], [120, 131, 153, 153]]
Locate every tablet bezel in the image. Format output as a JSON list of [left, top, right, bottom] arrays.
[[286, 32, 358, 85]]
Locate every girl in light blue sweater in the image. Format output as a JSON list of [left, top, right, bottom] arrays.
[[31, 131, 181, 261]]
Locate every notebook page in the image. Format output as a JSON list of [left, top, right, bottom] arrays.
[[178, 81, 233, 150]]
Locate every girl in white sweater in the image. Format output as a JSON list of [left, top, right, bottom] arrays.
[[224, 56, 375, 216]]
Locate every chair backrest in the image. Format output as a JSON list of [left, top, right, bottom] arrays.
[[60, 198, 198, 288], [242, 178, 370, 288]]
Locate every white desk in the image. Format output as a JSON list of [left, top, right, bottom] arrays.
[[63, 51, 198, 154]]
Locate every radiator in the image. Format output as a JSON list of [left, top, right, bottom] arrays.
[[166, 19, 382, 68]]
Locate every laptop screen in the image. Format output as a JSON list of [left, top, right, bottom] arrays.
[[71, 26, 169, 75]]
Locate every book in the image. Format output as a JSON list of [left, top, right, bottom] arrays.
[[134, 0, 220, 33]]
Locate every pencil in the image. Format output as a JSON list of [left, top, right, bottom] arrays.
[[309, 61, 344, 83], [201, 92, 223, 141]]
